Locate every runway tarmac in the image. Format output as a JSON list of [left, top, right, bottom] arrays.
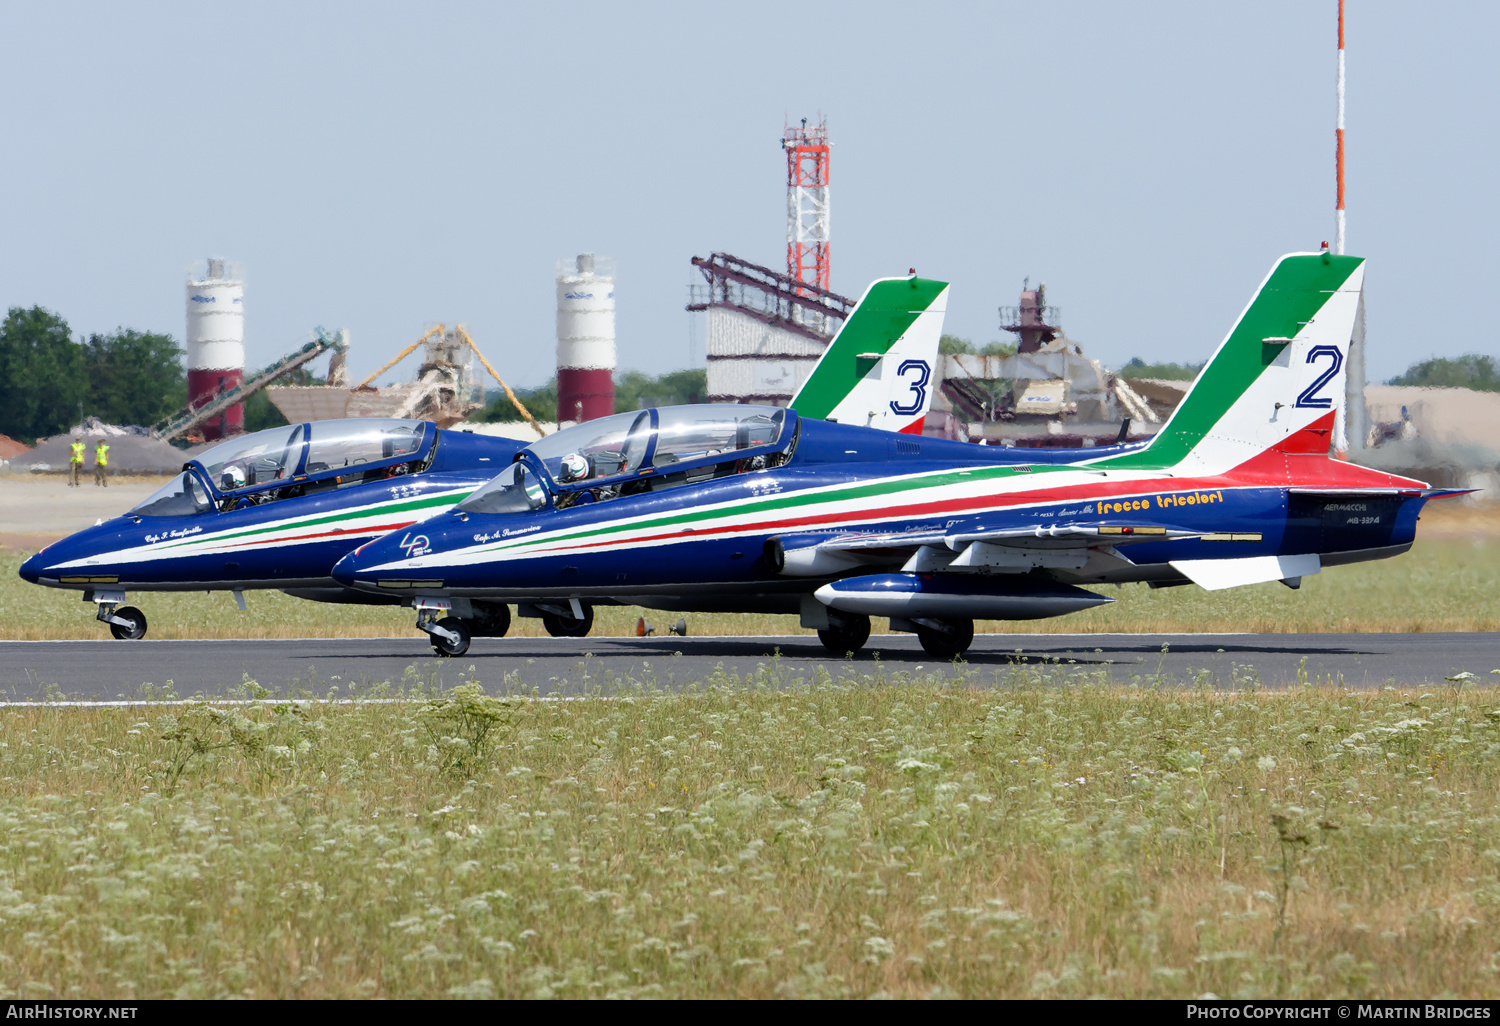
[[2, 632, 1496, 701]]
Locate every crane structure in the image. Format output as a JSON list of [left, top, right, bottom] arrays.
[[150, 327, 348, 443], [268, 324, 542, 436]]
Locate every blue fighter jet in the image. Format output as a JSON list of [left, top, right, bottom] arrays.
[[332, 254, 1459, 658], [19, 418, 524, 639], [19, 267, 957, 650]]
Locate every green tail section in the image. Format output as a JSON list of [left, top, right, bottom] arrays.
[[1102, 253, 1365, 470], [791, 276, 948, 421]]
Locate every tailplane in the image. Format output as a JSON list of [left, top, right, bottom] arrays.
[[791, 274, 950, 434]]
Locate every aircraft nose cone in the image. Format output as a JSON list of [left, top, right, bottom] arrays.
[[331, 534, 404, 589], [18, 551, 44, 584], [330, 548, 365, 588]]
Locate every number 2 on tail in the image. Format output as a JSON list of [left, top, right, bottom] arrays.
[[1295, 345, 1343, 408]]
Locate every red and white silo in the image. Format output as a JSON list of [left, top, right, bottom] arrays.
[[186, 257, 245, 440], [555, 253, 615, 425]]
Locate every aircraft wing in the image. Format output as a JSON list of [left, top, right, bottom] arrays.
[[776, 519, 1245, 575]]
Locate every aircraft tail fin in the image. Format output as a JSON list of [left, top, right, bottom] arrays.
[[791, 274, 950, 434], [1104, 252, 1366, 474]]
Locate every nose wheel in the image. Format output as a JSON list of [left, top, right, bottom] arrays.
[[413, 598, 472, 657], [425, 616, 471, 657], [92, 590, 147, 640], [106, 605, 148, 641]]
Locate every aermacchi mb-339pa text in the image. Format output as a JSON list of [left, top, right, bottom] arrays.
[[333, 252, 1461, 658]]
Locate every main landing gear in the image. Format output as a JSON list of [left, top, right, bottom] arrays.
[[811, 611, 975, 659], [540, 602, 593, 638], [892, 616, 974, 659], [817, 611, 871, 656], [515, 600, 595, 638], [414, 598, 513, 657], [91, 589, 148, 640]]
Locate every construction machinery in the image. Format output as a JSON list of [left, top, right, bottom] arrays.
[[267, 325, 543, 436], [150, 328, 349, 443]]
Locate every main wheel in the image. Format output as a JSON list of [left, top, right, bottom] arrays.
[[429, 616, 471, 657], [541, 603, 594, 638], [471, 603, 511, 638], [108, 606, 148, 641], [916, 617, 974, 660], [817, 613, 871, 656]]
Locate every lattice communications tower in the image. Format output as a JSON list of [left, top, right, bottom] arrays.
[[782, 117, 830, 295], [186, 257, 245, 440]]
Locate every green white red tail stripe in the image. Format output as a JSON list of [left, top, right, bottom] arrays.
[[791, 275, 949, 434], [1101, 253, 1366, 474]]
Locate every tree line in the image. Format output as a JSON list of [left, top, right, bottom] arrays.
[[0, 306, 186, 443]]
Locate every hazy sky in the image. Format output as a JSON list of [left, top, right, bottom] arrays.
[[1, 2, 1494, 388]]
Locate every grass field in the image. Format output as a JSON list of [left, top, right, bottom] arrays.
[[2, 670, 1498, 999], [3, 504, 1497, 640]]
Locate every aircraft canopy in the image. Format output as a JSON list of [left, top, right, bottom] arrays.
[[191, 419, 430, 496], [130, 471, 214, 517], [523, 404, 788, 488]]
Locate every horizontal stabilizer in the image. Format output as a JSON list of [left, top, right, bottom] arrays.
[[1169, 554, 1320, 591]]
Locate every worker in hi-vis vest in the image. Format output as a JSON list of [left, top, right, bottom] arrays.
[[94, 438, 109, 487], [68, 436, 85, 488]]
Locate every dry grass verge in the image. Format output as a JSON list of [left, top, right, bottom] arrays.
[[1, 669, 1498, 998]]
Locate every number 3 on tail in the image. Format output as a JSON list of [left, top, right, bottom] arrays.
[[1295, 345, 1343, 409], [888, 360, 931, 416]]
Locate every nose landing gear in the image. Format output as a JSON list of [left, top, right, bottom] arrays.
[[91, 589, 147, 640], [413, 596, 471, 657], [426, 616, 471, 657]]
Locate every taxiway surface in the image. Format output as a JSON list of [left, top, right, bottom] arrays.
[[2, 632, 1496, 701]]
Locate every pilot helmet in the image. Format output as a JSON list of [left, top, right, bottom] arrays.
[[558, 452, 589, 482], [221, 465, 248, 491]]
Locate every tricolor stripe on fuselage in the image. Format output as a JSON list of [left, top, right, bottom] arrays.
[[347, 252, 1431, 600]]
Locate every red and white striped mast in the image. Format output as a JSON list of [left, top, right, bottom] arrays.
[[1334, 0, 1368, 455], [783, 116, 831, 314], [1335, 0, 1346, 254]]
